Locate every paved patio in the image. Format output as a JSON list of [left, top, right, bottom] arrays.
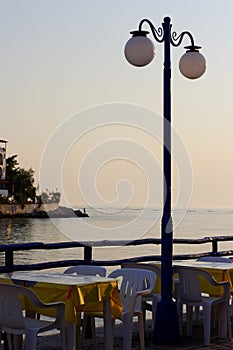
[[1, 319, 233, 350]]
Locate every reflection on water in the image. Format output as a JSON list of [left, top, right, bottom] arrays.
[[0, 218, 34, 242], [6, 220, 12, 239], [0, 218, 76, 267]]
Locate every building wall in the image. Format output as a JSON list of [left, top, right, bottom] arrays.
[[0, 190, 8, 197], [0, 203, 59, 215], [0, 146, 6, 180], [0, 144, 8, 197]]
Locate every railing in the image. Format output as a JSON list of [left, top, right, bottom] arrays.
[[1, 236, 233, 273]]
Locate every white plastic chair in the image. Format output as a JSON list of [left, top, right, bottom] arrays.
[[121, 262, 161, 327], [85, 268, 156, 350], [0, 283, 66, 350], [64, 265, 107, 276], [196, 256, 232, 321], [197, 256, 233, 263], [110, 268, 156, 350], [174, 266, 232, 346]]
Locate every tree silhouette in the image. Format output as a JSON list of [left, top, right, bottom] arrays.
[[6, 155, 36, 205]]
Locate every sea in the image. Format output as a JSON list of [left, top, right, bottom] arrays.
[[1, 207, 233, 272]]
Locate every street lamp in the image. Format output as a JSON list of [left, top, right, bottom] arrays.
[[124, 16, 206, 345]]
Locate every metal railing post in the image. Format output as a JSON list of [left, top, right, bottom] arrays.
[[212, 239, 218, 255], [5, 250, 14, 271], [84, 246, 92, 264]]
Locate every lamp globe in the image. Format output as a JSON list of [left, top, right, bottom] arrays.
[[124, 31, 155, 67], [179, 50, 206, 79]]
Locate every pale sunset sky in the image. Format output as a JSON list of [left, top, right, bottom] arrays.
[[0, 1, 233, 210]]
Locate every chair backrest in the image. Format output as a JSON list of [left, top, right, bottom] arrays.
[[174, 266, 229, 304], [121, 262, 161, 278], [0, 283, 37, 330], [64, 265, 106, 277], [174, 267, 203, 303], [197, 256, 232, 263], [121, 262, 161, 292], [108, 268, 156, 312]]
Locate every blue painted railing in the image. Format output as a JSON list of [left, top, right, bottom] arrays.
[[0, 236, 233, 272]]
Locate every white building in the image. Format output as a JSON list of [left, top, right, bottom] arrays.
[[0, 140, 8, 197]]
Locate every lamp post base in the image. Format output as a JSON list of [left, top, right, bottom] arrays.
[[153, 299, 180, 345]]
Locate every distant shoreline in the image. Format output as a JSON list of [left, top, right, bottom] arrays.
[[0, 203, 89, 218]]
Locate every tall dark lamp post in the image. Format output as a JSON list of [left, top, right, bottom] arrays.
[[124, 16, 206, 345]]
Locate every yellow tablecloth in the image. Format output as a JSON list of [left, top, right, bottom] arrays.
[[0, 272, 122, 323], [174, 260, 233, 296], [193, 267, 231, 296], [141, 261, 233, 297]]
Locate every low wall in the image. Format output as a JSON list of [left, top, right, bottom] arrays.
[[0, 203, 59, 215]]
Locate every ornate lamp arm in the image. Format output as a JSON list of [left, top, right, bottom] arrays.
[[171, 30, 201, 51], [138, 18, 164, 43], [138, 18, 201, 51], [171, 30, 195, 47]]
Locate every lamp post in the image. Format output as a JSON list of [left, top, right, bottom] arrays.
[[124, 16, 206, 345]]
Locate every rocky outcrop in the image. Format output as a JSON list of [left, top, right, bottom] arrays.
[[73, 209, 89, 218], [0, 204, 89, 218]]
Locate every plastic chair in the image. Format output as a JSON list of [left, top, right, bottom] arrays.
[[197, 256, 233, 263], [196, 256, 232, 321], [110, 268, 156, 350], [121, 262, 161, 327], [174, 266, 232, 346], [84, 268, 156, 350], [64, 265, 106, 276], [0, 283, 66, 350]]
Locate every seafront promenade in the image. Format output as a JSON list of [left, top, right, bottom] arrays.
[[1, 320, 232, 350]]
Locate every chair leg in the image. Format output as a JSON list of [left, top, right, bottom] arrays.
[[203, 305, 211, 346], [81, 315, 87, 349], [122, 316, 133, 350], [186, 305, 193, 336], [152, 298, 159, 329], [25, 329, 38, 350], [6, 333, 13, 350], [60, 327, 67, 350], [13, 334, 22, 350], [176, 301, 183, 335], [138, 312, 145, 350], [194, 306, 199, 321], [142, 300, 147, 326], [91, 317, 97, 350], [217, 302, 232, 339], [211, 304, 217, 328], [227, 304, 232, 339]]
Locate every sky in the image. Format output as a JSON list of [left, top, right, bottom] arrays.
[[0, 0, 233, 210]]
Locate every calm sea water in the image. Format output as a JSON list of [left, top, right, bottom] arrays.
[[1, 208, 233, 271]]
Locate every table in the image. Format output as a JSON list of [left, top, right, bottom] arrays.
[[172, 260, 233, 339], [144, 260, 233, 339], [143, 260, 233, 295], [0, 271, 122, 350], [173, 260, 233, 296]]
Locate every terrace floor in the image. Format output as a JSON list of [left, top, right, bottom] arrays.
[[1, 319, 233, 350]]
